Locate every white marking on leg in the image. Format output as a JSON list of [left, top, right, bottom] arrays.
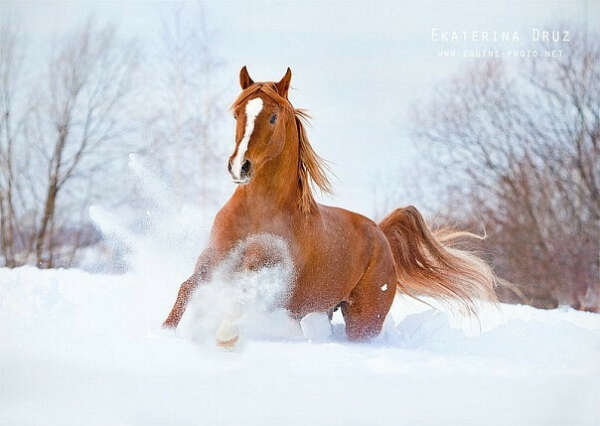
[[231, 97, 263, 179], [300, 312, 332, 341]]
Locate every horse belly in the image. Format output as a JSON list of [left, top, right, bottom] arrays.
[[285, 257, 362, 318]]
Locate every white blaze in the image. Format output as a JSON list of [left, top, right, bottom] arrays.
[[231, 97, 263, 179]]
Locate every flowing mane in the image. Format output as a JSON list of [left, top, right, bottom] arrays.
[[231, 83, 331, 213]]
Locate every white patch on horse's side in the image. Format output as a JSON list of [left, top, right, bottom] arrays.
[[380, 283, 388, 291], [231, 97, 263, 179]]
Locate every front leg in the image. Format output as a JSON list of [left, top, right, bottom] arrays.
[[162, 249, 217, 328]]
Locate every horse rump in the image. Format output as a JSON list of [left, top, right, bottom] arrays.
[[378, 205, 497, 315]]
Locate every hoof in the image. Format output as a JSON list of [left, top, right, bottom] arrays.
[[216, 318, 240, 348]]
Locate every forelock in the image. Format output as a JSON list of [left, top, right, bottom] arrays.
[[230, 83, 294, 114]]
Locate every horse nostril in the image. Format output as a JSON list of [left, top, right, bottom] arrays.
[[241, 160, 251, 176], [227, 160, 232, 173]]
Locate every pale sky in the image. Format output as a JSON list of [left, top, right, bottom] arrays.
[[4, 0, 598, 216]]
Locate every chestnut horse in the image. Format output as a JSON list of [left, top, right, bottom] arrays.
[[163, 67, 496, 340]]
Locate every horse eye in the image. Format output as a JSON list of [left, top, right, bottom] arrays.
[[270, 114, 277, 124]]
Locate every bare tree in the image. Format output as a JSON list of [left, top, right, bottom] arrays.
[[0, 18, 30, 267], [0, 17, 139, 268], [410, 30, 599, 311], [0, 9, 225, 269], [32, 18, 139, 268]]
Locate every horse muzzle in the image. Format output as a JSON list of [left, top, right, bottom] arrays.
[[228, 159, 252, 184]]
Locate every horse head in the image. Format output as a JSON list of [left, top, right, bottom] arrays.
[[228, 66, 293, 184]]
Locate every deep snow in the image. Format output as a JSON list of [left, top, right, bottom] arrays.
[[1, 265, 599, 426]]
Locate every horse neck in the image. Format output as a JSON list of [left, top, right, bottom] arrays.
[[236, 119, 301, 215]]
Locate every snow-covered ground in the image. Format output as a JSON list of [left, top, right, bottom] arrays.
[[1, 265, 599, 426], [1, 159, 599, 426]]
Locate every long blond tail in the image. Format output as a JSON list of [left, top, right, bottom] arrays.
[[378, 206, 497, 315]]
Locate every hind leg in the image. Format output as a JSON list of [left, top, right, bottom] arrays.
[[342, 239, 396, 340]]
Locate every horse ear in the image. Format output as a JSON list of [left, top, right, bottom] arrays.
[[275, 67, 292, 98], [240, 66, 254, 89]]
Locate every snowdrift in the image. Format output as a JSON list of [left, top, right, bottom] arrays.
[[1, 265, 599, 426]]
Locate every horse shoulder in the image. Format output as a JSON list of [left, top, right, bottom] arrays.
[[207, 202, 244, 255]]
